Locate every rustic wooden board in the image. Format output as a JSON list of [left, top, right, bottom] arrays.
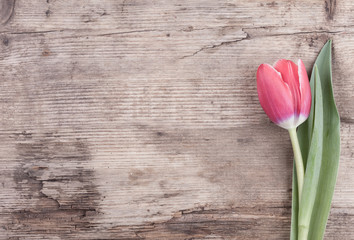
[[0, 0, 353, 239]]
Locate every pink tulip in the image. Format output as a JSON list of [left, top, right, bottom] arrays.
[[257, 59, 311, 129]]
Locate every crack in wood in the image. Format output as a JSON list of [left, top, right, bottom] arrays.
[[180, 31, 250, 59], [340, 117, 354, 125], [98, 29, 165, 37], [179, 27, 344, 59], [0, 26, 348, 40], [10, 137, 101, 233], [8, 30, 63, 35], [242, 27, 343, 38]]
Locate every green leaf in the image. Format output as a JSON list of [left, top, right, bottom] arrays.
[[307, 40, 340, 240], [292, 40, 341, 239], [298, 65, 323, 239]]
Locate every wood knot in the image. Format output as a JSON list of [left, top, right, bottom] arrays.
[[45, 9, 51, 17], [2, 35, 9, 46], [0, 0, 16, 25], [325, 0, 336, 20], [42, 49, 51, 56]]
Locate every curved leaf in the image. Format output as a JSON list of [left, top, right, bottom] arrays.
[[293, 40, 340, 239], [307, 40, 340, 240]]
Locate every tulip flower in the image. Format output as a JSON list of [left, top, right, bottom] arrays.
[[256, 59, 311, 201], [257, 59, 311, 129]]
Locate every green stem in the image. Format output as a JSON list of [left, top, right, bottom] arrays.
[[298, 225, 309, 240], [288, 128, 304, 203]]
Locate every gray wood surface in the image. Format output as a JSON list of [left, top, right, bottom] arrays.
[[0, 0, 352, 239]]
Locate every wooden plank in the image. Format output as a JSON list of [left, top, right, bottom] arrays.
[[0, 0, 353, 239]]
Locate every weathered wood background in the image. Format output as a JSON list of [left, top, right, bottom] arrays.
[[0, 0, 353, 239]]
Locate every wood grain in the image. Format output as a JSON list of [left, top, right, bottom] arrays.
[[0, 0, 353, 239]]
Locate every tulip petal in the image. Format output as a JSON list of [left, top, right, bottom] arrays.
[[257, 64, 295, 127], [274, 59, 301, 117], [298, 59, 311, 121]]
